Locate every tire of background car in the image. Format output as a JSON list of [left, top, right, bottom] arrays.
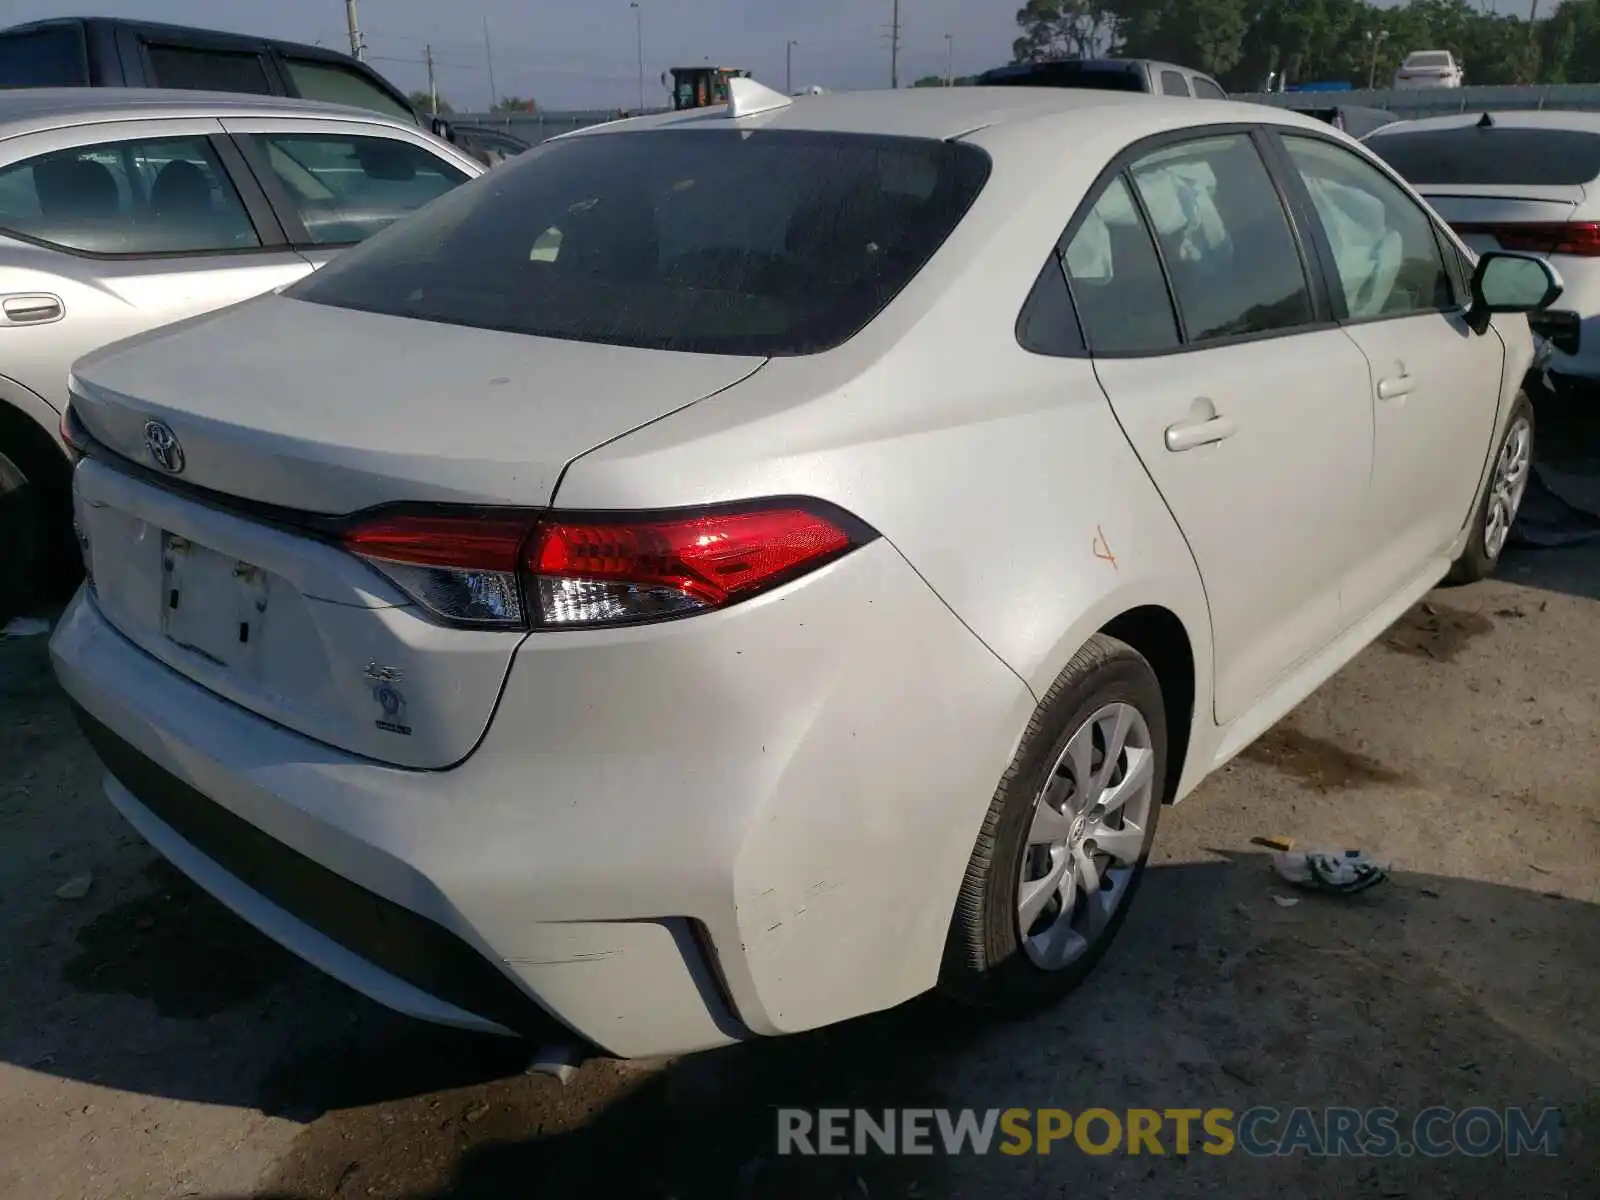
[[0, 415, 79, 625], [1447, 391, 1536, 586], [940, 633, 1167, 1013]]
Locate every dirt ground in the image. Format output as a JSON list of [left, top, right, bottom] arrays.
[[3, 417, 1599, 1200]]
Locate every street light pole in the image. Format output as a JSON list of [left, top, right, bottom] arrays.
[[945, 33, 954, 86], [787, 39, 797, 94], [631, 3, 644, 112]]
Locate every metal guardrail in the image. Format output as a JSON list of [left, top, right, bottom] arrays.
[[1240, 83, 1600, 117]]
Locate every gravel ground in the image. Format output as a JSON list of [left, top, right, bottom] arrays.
[[3, 432, 1598, 1200]]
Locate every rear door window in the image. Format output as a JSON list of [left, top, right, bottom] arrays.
[[1193, 78, 1227, 100], [1160, 71, 1192, 97], [0, 135, 261, 255], [146, 43, 275, 94], [251, 132, 469, 245], [0, 26, 89, 87], [281, 59, 417, 122], [286, 129, 992, 355], [1126, 134, 1315, 342], [1368, 127, 1600, 187], [1063, 175, 1180, 354]]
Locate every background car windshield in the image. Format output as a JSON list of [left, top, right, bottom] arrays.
[[1408, 52, 1452, 68], [982, 62, 1145, 92], [287, 130, 991, 356], [1369, 127, 1600, 187]]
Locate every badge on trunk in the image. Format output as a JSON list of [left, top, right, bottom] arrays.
[[143, 420, 185, 474], [372, 680, 413, 736]]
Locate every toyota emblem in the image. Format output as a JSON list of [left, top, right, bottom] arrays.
[[143, 420, 185, 474]]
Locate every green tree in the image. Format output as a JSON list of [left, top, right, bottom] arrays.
[[407, 90, 454, 114], [1013, 0, 1118, 61], [492, 95, 539, 114], [1106, 0, 1252, 79]]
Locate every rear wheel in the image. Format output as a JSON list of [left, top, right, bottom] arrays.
[[940, 634, 1166, 1012], [0, 420, 78, 625], [1448, 392, 1534, 585]]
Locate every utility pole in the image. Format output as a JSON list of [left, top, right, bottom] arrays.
[[787, 40, 797, 94], [631, 2, 644, 113], [344, 0, 364, 60], [483, 16, 499, 116], [945, 33, 954, 86], [890, 0, 901, 89], [424, 44, 438, 115]]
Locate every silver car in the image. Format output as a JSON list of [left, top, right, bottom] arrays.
[[0, 88, 481, 620]]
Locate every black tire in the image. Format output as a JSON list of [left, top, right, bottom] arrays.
[[939, 633, 1167, 1013], [1448, 391, 1535, 585]]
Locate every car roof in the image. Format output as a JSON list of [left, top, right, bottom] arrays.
[[1367, 109, 1600, 137], [0, 87, 421, 140], [569, 86, 1328, 143], [4, 15, 367, 64]]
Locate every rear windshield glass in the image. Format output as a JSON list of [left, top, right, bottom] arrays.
[[1407, 53, 1452, 68], [1368, 127, 1600, 187], [0, 27, 88, 87], [287, 129, 992, 356], [981, 62, 1145, 92]]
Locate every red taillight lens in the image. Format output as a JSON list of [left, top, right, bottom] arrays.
[[529, 507, 858, 626], [1453, 221, 1600, 257], [342, 512, 534, 627], [340, 502, 869, 629], [59, 400, 85, 456]]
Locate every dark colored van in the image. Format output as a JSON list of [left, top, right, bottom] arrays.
[[0, 16, 447, 136]]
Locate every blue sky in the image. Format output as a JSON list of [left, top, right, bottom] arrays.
[[3, 1, 1546, 111]]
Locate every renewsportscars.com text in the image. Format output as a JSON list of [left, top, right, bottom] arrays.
[[776, 1106, 1563, 1159]]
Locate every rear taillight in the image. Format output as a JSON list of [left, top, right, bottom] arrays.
[[341, 502, 871, 630], [1452, 221, 1600, 257], [59, 400, 86, 456]]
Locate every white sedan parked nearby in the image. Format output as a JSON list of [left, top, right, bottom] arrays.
[[1394, 50, 1465, 89], [1366, 109, 1600, 387], [51, 81, 1558, 1058]]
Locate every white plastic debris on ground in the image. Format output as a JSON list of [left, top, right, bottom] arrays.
[[0, 617, 52, 640]]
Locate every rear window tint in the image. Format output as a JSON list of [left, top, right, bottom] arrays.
[[0, 26, 88, 87], [1193, 78, 1227, 100], [146, 44, 274, 94], [981, 62, 1146, 93], [287, 130, 992, 356], [1368, 127, 1600, 187], [283, 58, 416, 121], [1407, 53, 1452, 68]]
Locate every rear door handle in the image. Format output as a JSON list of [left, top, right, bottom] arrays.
[[1, 293, 64, 324], [1165, 399, 1239, 452], [1377, 374, 1415, 401]]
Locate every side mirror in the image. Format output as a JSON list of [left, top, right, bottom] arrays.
[[1467, 251, 1564, 334]]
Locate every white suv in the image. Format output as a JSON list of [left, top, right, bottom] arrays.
[[52, 84, 1558, 1058]]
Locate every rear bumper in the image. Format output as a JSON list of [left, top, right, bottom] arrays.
[[51, 537, 1033, 1057]]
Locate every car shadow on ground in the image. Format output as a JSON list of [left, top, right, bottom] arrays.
[[14, 837, 1598, 1198]]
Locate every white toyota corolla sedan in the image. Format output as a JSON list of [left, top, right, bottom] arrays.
[[51, 81, 1559, 1058]]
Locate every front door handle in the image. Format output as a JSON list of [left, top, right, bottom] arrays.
[[1377, 374, 1415, 401], [1, 293, 64, 324], [1165, 398, 1238, 452]]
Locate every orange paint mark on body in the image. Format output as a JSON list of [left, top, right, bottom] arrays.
[[1092, 524, 1118, 570]]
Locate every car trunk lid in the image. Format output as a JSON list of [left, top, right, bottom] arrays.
[[70, 292, 765, 514], [69, 293, 765, 768]]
